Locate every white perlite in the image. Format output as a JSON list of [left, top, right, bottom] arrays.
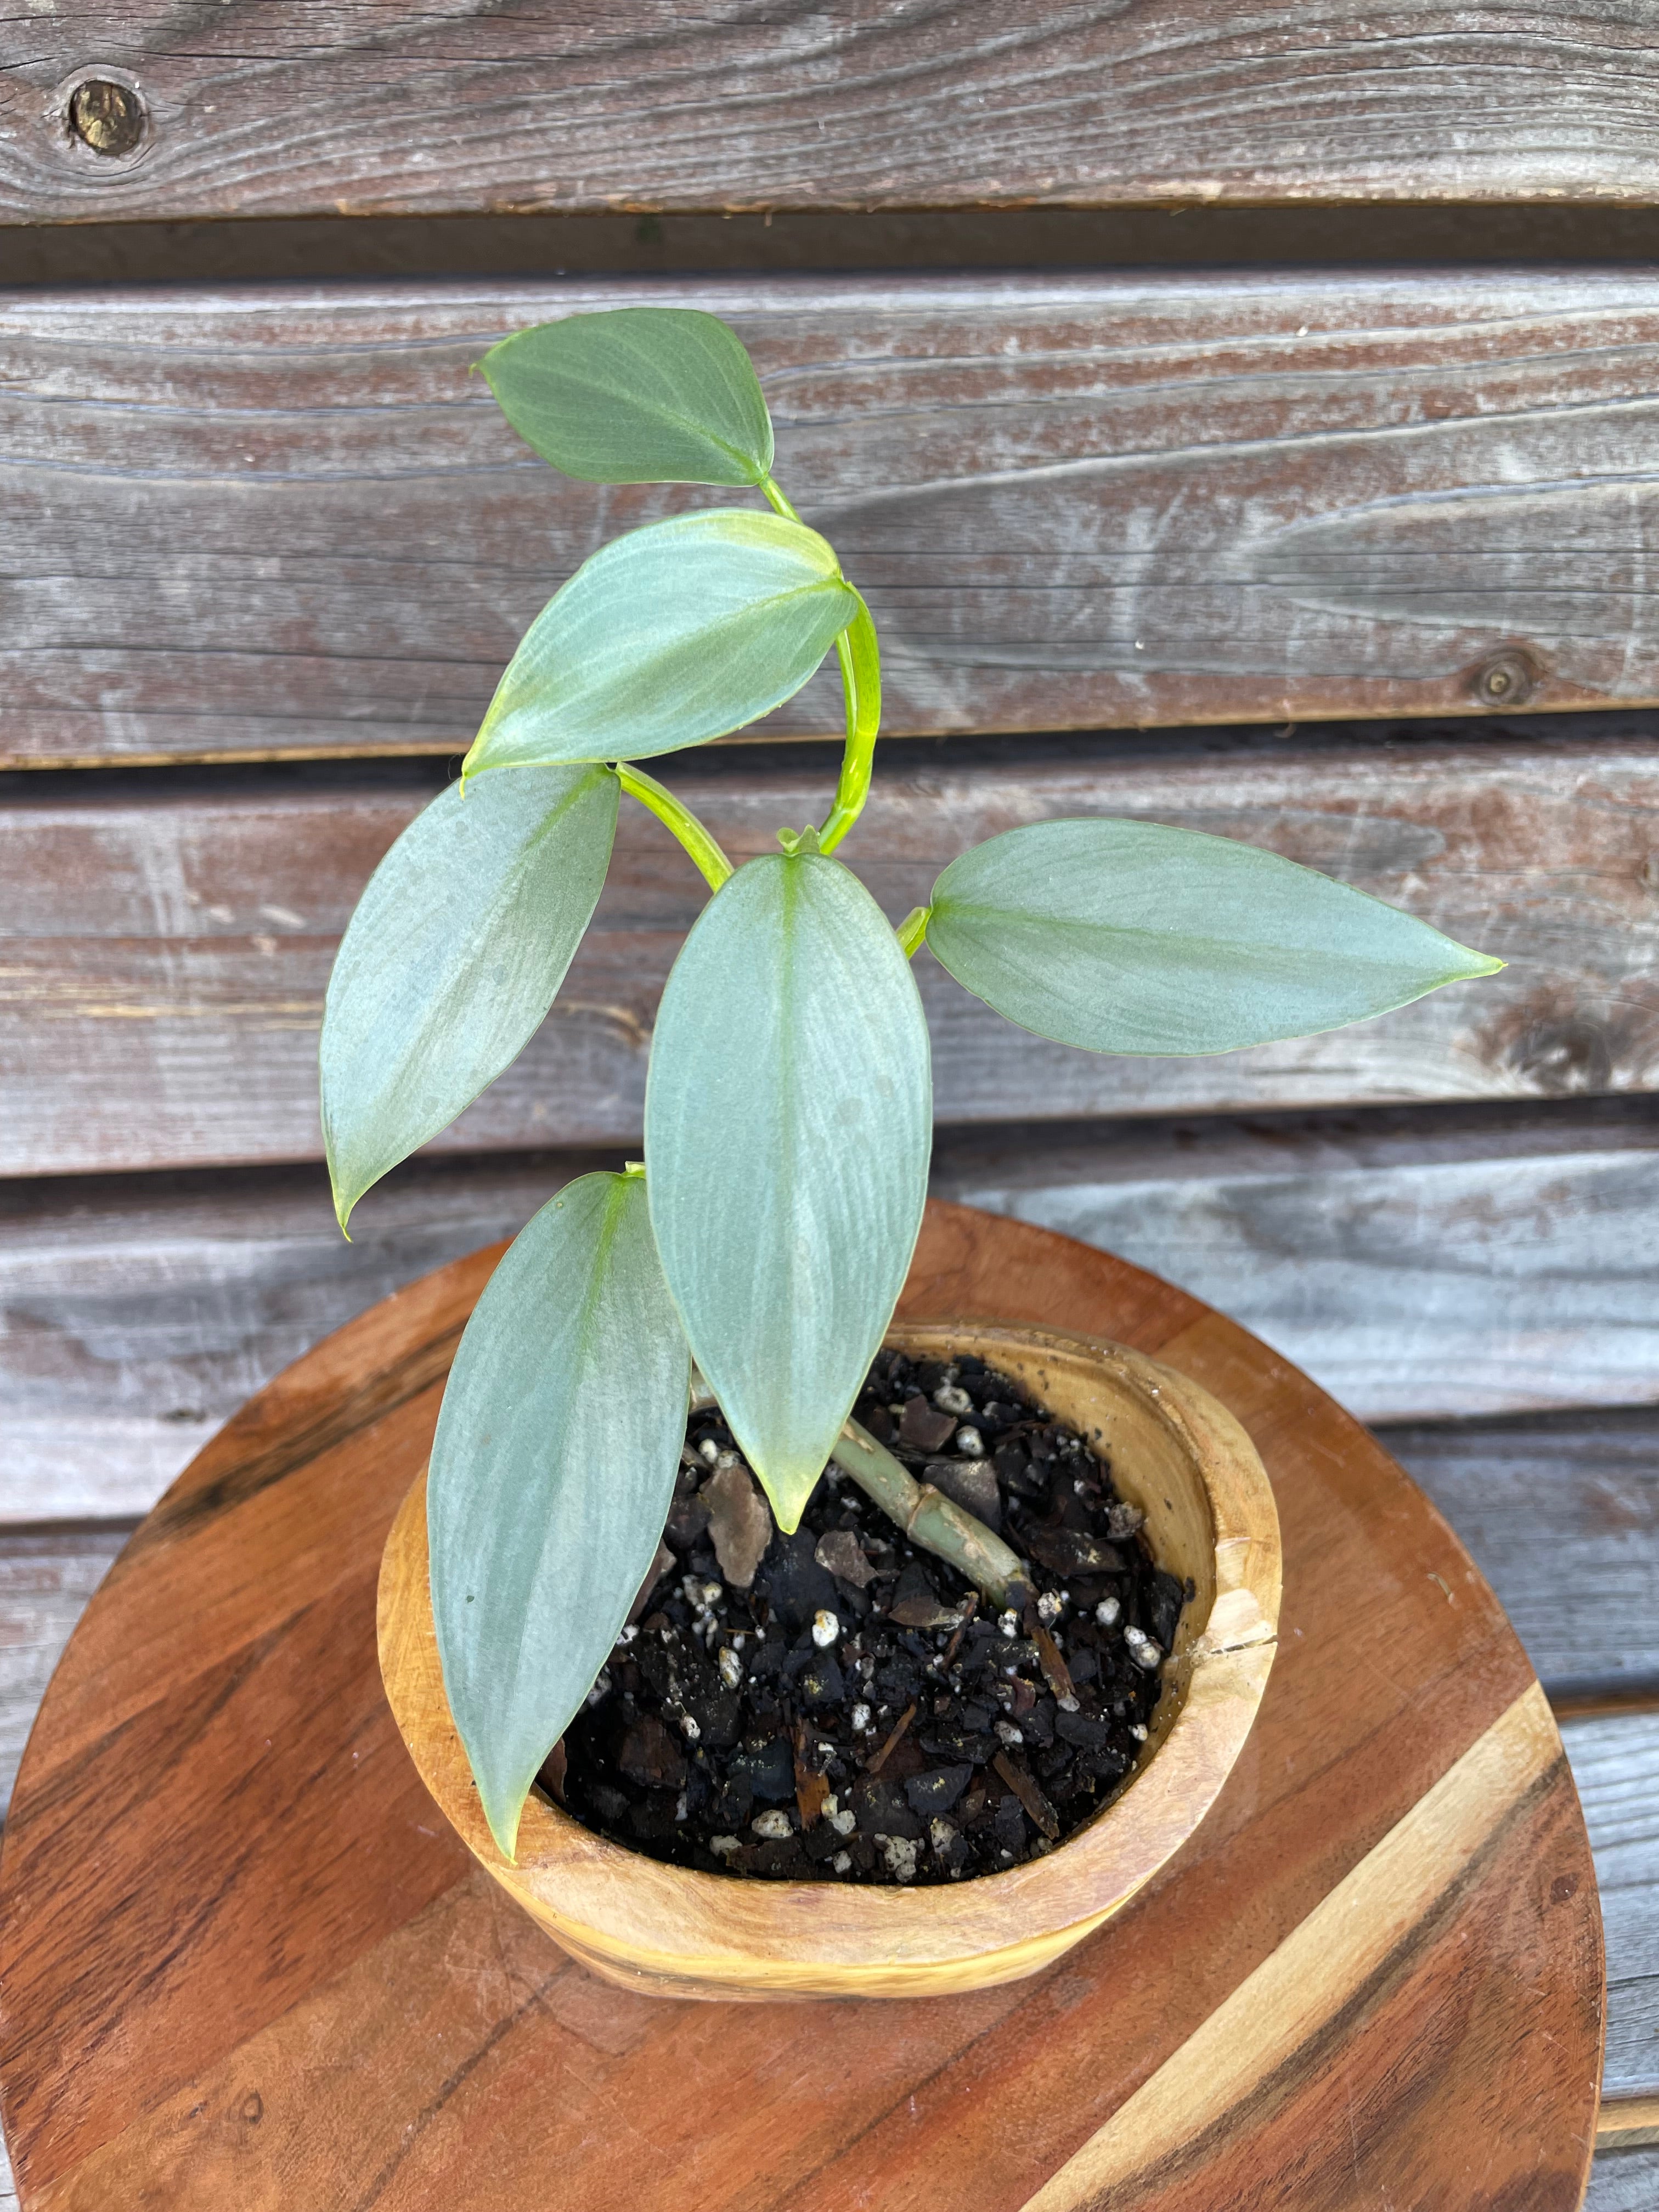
[[752, 1809, 793, 1840], [811, 1609, 840, 1647], [829, 1807, 857, 1837], [1124, 1625, 1163, 1672], [717, 1646, 743, 1691], [933, 1383, 973, 1415], [850, 1701, 872, 1732], [879, 1835, 919, 1882], [1095, 1597, 1121, 1628], [709, 1834, 742, 1857], [1036, 1590, 1064, 1624], [955, 1425, 985, 1457], [678, 1712, 701, 1741], [930, 1819, 957, 1854], [832, 1851, 853, 1874]]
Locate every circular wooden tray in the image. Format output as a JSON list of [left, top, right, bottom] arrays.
[[0, 1202, 1603, 2210]]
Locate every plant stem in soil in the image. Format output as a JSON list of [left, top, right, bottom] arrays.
[[831, 1417, 1037, 1614]]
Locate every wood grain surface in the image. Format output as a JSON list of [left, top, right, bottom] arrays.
[[9, 727, 1658, 1176], [8, 1099, 1657, 1519], [1388, 1409, 1659, 1711], [939, 1098, 1659, 1424], [6, 5, 1659, 225], [1564, 1712, 1659, 2124], [14, 273, 1659, 762], [1586, 2148, 1659, 2206], [0, 1205, 1602, 2209]]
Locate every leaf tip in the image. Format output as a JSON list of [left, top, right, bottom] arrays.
[[475, 1765, 529, 1865], [329, 1169, 357, 1241]]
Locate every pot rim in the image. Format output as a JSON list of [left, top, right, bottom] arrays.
[[378, 1319, 1281, 1989]]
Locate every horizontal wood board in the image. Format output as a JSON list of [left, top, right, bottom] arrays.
[[16, 273, 1659, 761], [1586, 2149, 1659, 2207], [1384, 1408, 1659, 1710], [938, 1098, 1659, 1424], [9, 728, 1659, 1175], [1564, 1711, 1659, 2116], [6, 1101, 1656, 1519], [8, 6, 1659, 224]]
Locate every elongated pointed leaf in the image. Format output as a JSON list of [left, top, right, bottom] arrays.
[[645, 855, 932, 1531], [321, 764, 617, 1226], [483, 307, 773, 487], [464, 511, 857, 778], [927, 817, 1503, 1056], [428, 1172, 690, 1860]]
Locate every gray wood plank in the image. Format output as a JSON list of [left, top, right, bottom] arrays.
[[1585, 2149, 1659, 2205], [1562, 1712, 1659, 2115], [8, 726, 1658, 1175], [938, 1101, 1659, 1424], [5, 1102, 1656, 1521], [1379, 1408, 1659, 1711], [15, 273, 1659, 761], [6, 5, 1659, 225], [0, 1532, 128, 1820], [0, 1158, 566, 1521]]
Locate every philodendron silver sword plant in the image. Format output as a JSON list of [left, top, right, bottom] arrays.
[[321, 307, 1500, 1858]]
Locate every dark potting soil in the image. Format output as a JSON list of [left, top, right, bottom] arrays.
[[543, 1350, 1188, 1886]]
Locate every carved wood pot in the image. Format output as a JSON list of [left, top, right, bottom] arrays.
[[377, 1321, 1282, 2002]]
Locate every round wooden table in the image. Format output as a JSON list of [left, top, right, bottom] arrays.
[[0, 1202, 1603, 2210]]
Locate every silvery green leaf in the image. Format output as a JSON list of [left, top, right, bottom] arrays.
[[464, 511, 858, 777], [645, 854, 932, 1531], [428, 1172, 690, 1860], [321, 764, 617, 1228], [482, 307, 773, 486], [926, 817, 1503, 1055]]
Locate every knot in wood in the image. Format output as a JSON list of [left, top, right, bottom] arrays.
[[1469, 648, 1538, 709], [67, 78, 146, 159]]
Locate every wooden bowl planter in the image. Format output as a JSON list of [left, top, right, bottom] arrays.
[[377, 1320, 1281, 2002]]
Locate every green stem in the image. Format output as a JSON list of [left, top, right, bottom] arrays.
[[816, 591, 881, 856], [831, 1417, 1036, 1613], [614, 764, 733, 893], [758, 473, 882, 859], [895, 905, 931, 958]]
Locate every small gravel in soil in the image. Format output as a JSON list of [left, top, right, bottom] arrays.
[[545, 1350, 1189, 1886]]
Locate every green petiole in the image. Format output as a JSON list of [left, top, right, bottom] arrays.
[[613, 763, 734, 894], [896, 904, 931, 958], [759, 474, 802, 523], [817, 592, 882, 855], [759, 475, 882, 860]]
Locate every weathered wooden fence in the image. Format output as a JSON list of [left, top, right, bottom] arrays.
[[6, 8, 1659, 2198]]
